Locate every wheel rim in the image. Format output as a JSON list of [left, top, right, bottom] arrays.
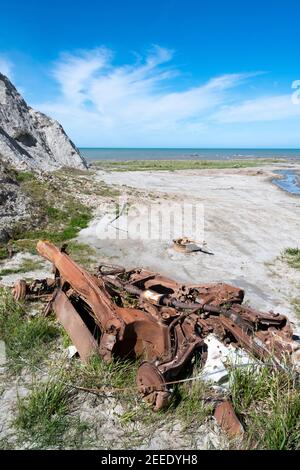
[[136, 362, 171, 411]]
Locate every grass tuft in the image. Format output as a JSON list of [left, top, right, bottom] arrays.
[[0, 288, 59, 371], [171, 379, 214, 429], [15, 172, 35, 183], [15, 375, 73, 447], [282, 247, 300, 269], [65, 241, 96, 268], [75, 354, 139, 393], [292, 298, 300, 317], [0, 257, 44, 277], [0, 246, 9, 260], [229, 364, 300, 449]]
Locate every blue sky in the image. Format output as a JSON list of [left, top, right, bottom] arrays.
[[1, 0, 300, 147]]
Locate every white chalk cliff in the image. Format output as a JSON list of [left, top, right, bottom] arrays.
[[0, 73, 87, 171]]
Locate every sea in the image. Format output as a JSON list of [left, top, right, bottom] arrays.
[[80, 148, 300, 162]]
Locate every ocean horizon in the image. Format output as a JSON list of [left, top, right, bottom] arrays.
[[80, 148, 300, 161]]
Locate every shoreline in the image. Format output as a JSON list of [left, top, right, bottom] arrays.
[[80, 147, 300, 162]]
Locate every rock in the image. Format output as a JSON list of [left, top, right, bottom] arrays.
[[0, 340, 6, 366], [67, 345, 78, 359], [0, 73, 87, 171], [0, 157, 33, 242]]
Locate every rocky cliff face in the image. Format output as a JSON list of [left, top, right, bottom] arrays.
[[0, 159, 34, 244], [0, 73, 87, 171]]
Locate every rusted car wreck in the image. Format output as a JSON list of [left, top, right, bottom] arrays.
[[13, 240, 300, 412]]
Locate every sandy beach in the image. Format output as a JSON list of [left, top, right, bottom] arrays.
[[77, 162, 300, 330]]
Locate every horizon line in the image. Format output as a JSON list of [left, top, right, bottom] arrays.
[[78, 147, 300, 150]]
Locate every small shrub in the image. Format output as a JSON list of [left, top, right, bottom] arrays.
[[229, 364, 300, 449], [15, 172, 35, 183], [282, 248, 300, 269], [0, 288, 59, 371]]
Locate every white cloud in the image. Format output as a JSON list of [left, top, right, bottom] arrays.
[[52, 47, 111, 105], [0, 56, 13, 79], [214, 94, 300, 123], [32, 46, 300, 147], [35, 46, 258, 146]]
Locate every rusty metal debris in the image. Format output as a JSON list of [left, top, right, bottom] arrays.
[[13, 240, 300, 414], [214, 401, 244, 437], [13, 278, 56, 302], [173, 237, 214, 255]]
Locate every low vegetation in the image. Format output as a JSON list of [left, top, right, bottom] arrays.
[[15, 376, 72, 447], [229, 363, 300, 450], [69, 355, 215, 438], [15, 171, 36, 183], [0, 257, 44, 277], [2, 291, 299, 449], [1, 170, 93, 258], [292, 298, 300, 317], [92, 158, 281, 172], [170, 378, 214, 429], [282, 247, 300, 317], [75, 354, 139, 392], [282, 247, 300, 269], [66, 241, 97, 268], [0, 247, 9, 260], [0, 167, 124, 261], [15, 374, 88, 448], [0, 288, 59, 372]]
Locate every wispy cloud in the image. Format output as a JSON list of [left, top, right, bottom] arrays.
[[0, 56, 13, 79], [35, 46, 261, 145], [214, 94, 300, 123], [21, 45, 300, 146]]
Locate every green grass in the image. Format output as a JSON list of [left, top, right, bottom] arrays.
[[292, 298, 300, 317], [95, 185, 121, 198], [73, 354, 214, 432], [65, 241, 96, 268], [171, 379, 214, 429], [6, 239, 37, 255], [0, 257, 44, 277], [0, 288, 59, 371], [15, 171, 35, 183], [0, 438, 14, 449], [52, 167, 89, 177], [92, 158, 281, 172], [15, 375, 78, 448], [282, 247, 300, 269], [75, 354, 139, 392], [0, 172, 93, 257], [229, 364, 300, 449], [17, 213, 91, 244], [282, 248, 300, 318], [0, 247, 9, 260], [0, 167, 123, 260]]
